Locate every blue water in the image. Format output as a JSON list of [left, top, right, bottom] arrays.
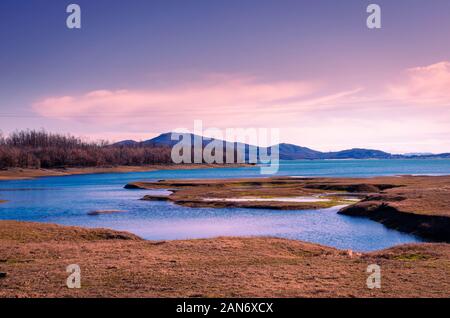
[[1, 159, 448, 251]]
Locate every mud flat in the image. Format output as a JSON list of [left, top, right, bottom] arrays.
[[129, 178, 364, 210], [0, 221, 449, 298], [127, 176, 450, 242]]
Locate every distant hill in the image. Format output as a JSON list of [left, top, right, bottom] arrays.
[[114, 132, 447, 160], [276, 145, 392, 160], [276, 143, 322, 160], [141, 132, 182, 147], [403, 153, 450, 159], [113, 139, 139, 147], [323, 148, 392, 159]]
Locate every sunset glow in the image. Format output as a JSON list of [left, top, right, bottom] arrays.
[[1, 0, 450, 153]]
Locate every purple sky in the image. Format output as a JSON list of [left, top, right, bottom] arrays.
[[1, 0, 450, 153]]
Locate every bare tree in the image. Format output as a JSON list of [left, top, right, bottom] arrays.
[[0, 130, 173, 169]]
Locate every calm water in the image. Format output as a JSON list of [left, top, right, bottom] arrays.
[[1, 159, 448, 251]]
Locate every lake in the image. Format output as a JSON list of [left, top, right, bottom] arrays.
[[1, 159, 449, 251]]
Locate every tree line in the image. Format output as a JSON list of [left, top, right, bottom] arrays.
[[0, 130, 172, 169]]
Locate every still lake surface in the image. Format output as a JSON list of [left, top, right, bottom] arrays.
[[1, 159, 449, 251]]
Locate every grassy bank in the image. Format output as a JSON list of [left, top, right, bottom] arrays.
[[0, 221, 449, 298]]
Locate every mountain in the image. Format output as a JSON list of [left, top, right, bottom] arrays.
[[113, 132, 446, 160], [113, 139, 139, 147], [277, 143, 323, 159], [323, 148, 392, 159], [141, 132, 185, 147], [275, 145, 392, 159]]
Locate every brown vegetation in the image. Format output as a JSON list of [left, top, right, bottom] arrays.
[[0, 221, 448, 298], [0, 130, 172, 169], [0, 130, 256, 172], [0, 221, 140, 243]]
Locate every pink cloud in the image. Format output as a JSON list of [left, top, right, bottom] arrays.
[[387, 61, 450, 105], [33, 76, 338, 131], [30, 62, 450, 153], [33, 77, 317, 124]]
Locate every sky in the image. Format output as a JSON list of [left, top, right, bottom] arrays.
[[0, 0, 450, 153]]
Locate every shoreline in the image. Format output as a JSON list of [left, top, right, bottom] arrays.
[[339, 200, 450, 242], [0, 163, 251, 181], [0, 220, 448, 298]]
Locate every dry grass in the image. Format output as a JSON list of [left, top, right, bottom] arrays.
[[0, 221, 449, 298], [0, 221, 141, 243]]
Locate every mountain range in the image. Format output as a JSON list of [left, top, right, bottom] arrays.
[[114, 132, 450, 160]]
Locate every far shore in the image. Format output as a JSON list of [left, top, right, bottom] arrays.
[[0, 163, 251, 181]]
